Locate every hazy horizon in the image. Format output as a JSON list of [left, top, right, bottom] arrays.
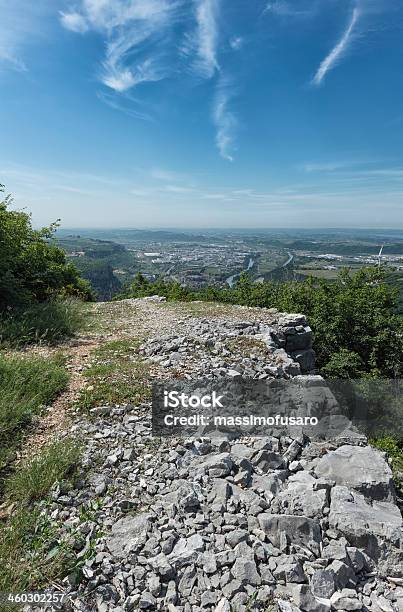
[[54, 226, 403, 235]]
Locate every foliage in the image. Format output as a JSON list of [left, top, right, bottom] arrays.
[[0, 354, 69, 479], [117, 272, 189, 301], [371, 436, 403, 498], [0, 184, 93, 312], [73, 258, 122, 300], [320, 349, 365, 379], [0, 298, 86, 348], [118, 268, 403, 379], [55, 236, 138, 300]]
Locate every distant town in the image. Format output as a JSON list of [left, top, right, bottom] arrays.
[[55, 228, 403, 305]]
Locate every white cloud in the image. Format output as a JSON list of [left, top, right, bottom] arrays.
[[102, 58, 165, 93], [194, 0, 220, 78], [61, 0, 184, 92], [303, 161, 359, 173], [213, 78, 237, 162], [59, 11, 89, 33], [96, 90, 154, 121], [0, 51, 27, 72], [312, 7, 360, 86], [4, 161, 403, 228], [265, 0, 318, 18], [150, 167, 189, 182], [164, 184, 194, 193], [102, 69, 138, 93], [60, 0, 230, 158], [60, 0, 221, 93], [230, 36, 243, 50]]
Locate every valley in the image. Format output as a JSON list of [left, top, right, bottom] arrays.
[[55, 228, 403, 304]]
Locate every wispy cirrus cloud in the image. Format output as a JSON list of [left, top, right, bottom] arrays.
[[60, 0, 185, 93], [164, 184, 195, 193], [4, 160, 403, 228], [230, 36, 244, 51], [60, 0, 234, 160], [312, 6, 360, 86], [265, 0, 319, 18], [150, 167, 191, 183], [302, 160, 373, 173], [60, 0, 223, 93], [194, 0, 220, 78], [213, 77, 237, 162], [96, 90, 154, 121], [59, 11, 89, 34]]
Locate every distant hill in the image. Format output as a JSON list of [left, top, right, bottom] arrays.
[[55, 228, 209, 243], [54, 236, 132, 300]]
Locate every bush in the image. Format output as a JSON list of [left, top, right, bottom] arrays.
[[117, 272, 191, 301], [0, 184, 93, 311], [320, 349, 366, 379], [371, 436, 403, 498], [0, 298, 85, 348]]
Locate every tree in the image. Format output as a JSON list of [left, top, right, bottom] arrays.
[[0, 185, 93, 311]]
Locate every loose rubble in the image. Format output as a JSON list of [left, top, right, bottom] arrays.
[[28, 301, 402, 612], [139, 311, 315, 377]]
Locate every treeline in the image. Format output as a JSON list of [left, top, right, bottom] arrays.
[[0, 186, 93, 346], [118, 267, 403, 380]]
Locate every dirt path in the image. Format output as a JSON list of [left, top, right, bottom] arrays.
[[17, 338, 100, 461], [15, 299, 184, 461], [16, 298, 282, 462]]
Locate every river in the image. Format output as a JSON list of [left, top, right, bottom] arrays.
[[282, 252, 294, 267], [226, 252, 292, 287], [226, 257, 255, 288]]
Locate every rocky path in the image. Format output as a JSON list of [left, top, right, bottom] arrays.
[[25, 299, 403, 612], [17, 298, 194, 461]]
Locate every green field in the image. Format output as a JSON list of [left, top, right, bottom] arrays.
[[295, 268, 339, 279]]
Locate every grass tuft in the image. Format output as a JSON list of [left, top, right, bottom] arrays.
[[0, 438, 81, 593], [78, 339, 151, 409], [0, 354, 69, 481], [6, 439, 80, 504], [0, 298, 85, 348]]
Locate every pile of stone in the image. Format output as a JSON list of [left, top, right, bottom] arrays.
[[37, 305, 402, 612], [54, 412, 402, 612], [140, 313, 315, 377]]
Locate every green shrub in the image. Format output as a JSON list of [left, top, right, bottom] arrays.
[[371, 436, 403, 497], [321, 349, 366, 379], [0, 184, 93, 311]]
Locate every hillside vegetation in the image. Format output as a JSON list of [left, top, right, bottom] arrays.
[[55, 236, 134, 300], [0, 185, 92, 347], [118, 267, 403, 380]]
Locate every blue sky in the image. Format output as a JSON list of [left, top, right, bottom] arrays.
[[1, 0, 403, 228]]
